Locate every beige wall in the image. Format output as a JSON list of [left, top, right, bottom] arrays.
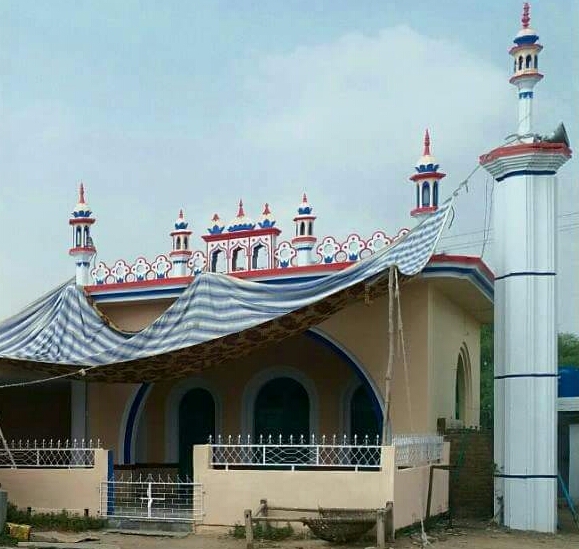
[[319, 282, 431, 433], [0, 449, 109, 516], [194, 444, 395, 526], [429, 288, 481, 429], [97, 299, 174, 332]]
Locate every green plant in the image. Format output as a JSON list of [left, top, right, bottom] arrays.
[[229, 521, 294, 540], [6, 503, 107, 532], [0, 527, 18, 547]]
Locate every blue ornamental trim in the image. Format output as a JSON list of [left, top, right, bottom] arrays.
[[415, 163, 440, 173], [174, 221, 189, 230], [513, 34, 539, 46], [72, 210, 92, 218], [298, 206, 313, 215], [207, 225, 225, 235], [496, 169, 556, 182], [228, 222, 256, 232], [258, 219, 276, 229], [519, 91, 533, 99]]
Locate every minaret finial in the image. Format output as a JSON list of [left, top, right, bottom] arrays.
[[521, 2, 530, 29], [302, 192, 308, 203], [237, 199, 245, 217], [179, 208, 184, 219], [79, 182, 85, 204], [263, 203, 271, 215], [423, 129, 431, 156]]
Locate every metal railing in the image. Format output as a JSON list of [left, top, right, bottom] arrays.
[[0, 439, 100, 469], [209, 434, 444, 470], [100, 479, 203, 523]]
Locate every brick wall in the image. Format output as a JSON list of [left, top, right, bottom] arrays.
[[444, 429, 494, 518]]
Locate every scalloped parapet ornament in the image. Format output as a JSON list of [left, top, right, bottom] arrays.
[[91, 262, 110, 285], [366, 230, 393, 254], [131, 257, 152, 281], [188, 251, 207, 275], [317, 236, 341, 264], [151, 255, 172, 279], [274, 241, 297, 268], [110, 260, 131, 283], [341, 234, 366, 261]]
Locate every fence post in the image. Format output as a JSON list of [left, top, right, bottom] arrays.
[[244, 509, 253, 549], [376, 508, 386, 549]]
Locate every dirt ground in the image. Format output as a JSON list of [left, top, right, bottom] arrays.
[[88, 512, 579, 549]]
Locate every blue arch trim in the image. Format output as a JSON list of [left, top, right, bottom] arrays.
[[123, 382, 151, 464], [122, 330, 384, 460], [304, 329, 384, 434]]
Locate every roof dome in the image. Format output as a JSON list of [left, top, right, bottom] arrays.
[[228, 200, 255, 232], [513, 3, 539, 45], [415, 130, 440, 173], [208, 213, 225, 235], [174, 209, 189, 230], [297, 193, 313, 215], [258, 203, 276, 228], [72, 183, 93, 218]]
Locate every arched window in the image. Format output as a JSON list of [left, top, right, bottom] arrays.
[[513, 59, 517, 73], [210, 249, 226, 273], [232, 246, 247, 271], [534, 55, 538, 69], [525, 54, 532, 69], [308, 222, 313, 236], [183, 236, 188, 249], [83, 226, 90, 247], [176, 237, 181, 250], [416, 184, 420, 208], [300, 222, 306, 236], [433, 181, 439, 207], [422, 182, 430, 207], [454, 345, 472, 424], [518, 56, 523, 70], [75, 226, 82, 247], [350, 385, 380, 440], [254, 377, 309, 442], [178, 388, 215, 479], [251, 244, 268, 269]]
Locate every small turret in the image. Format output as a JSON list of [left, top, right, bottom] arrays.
[[291, 193, 317, 266], [69, 183, 97, 286], [409, 130, 446, 220], [169, 209, 193, 277]]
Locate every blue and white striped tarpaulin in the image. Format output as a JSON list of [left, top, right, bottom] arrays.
[[0, 199, 452, 375]]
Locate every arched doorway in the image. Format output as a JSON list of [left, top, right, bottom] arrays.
[[179, 388, 215, 479], [454, 345, 472, 424], [350, 385, 380, 442], [254, 377, 309, 441]]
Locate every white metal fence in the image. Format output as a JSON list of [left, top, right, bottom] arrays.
[[100, 477, 203, 523], [0, 439, 99, 468], [209, 434, 443, 470]]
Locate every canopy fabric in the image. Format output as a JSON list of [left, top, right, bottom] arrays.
[[0, 199, 452, 382]]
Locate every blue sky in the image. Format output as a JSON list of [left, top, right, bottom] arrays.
[[1, 0, 578, 331]]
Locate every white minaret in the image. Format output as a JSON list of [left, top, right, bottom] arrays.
[[291, 193, 317, 266], [169, 209, 193, 277], [480, 3, 572, 533], [69, 183, 96, 286], [409, 129, 446, 222]]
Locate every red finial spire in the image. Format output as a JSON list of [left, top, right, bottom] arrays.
[[178, 208, 184, 219], [521, 2, 530, 28], [423, 129, 431, 156], [237, 199, 245, 217], [302, 192, 308, 203], [263, 203, 271, 215], [79, 182, 85, 204], [212, 213, 220, 222]]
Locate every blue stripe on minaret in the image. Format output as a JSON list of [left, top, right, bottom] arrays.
[[496, 169, 556, 182], [519, 91, 534, 99]]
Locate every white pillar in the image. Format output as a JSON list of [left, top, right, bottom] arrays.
[[481, 144, 571, 532], [517, 90, 533, 136]]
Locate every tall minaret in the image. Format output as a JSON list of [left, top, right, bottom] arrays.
[[169, 209, 193, 277], [479, 3, 572, 533], [409, 129, 446, 221], [69, 183, 96, 286], [291, 193, 317, 266], [510, 2, 543, 138]]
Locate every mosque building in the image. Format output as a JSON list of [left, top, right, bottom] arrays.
[[0, 3, 571, 534]]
